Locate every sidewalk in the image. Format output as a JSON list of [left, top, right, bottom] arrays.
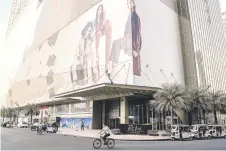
[[57, 128, 171, 141]]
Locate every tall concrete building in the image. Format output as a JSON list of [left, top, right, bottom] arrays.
[[177, 0, 226, 124], [6, 0, 31, 36], [4, 0, 226, 128], [187, 0, 226, 91], [222, 11, 226, 38]]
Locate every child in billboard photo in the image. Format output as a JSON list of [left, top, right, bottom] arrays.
[[109, 0, 142, 76], [95, 4, 113, 77]]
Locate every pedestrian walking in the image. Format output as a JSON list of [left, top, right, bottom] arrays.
[[81, 121, 84, 131]]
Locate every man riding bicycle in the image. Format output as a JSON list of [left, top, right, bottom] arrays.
[[99, 122, 111, 144]]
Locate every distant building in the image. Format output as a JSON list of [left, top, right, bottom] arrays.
[[222, 11, 226, 38]]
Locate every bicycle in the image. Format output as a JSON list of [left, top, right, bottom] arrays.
[[93, 134, 115, 149]]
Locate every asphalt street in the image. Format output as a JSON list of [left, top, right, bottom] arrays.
[[1, 128, 226, 150]]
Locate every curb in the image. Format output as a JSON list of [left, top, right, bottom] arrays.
[[58, 133, 171, 141]]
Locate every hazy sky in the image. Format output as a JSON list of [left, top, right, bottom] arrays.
[[0, 0, 225, 107], [0, 0, 12, 107]]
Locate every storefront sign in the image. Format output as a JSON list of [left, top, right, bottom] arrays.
[[119, 124, 151, 134]]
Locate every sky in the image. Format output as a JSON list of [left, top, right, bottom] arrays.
[[0, 0, 225, 107], [0, 0, 13, 107]]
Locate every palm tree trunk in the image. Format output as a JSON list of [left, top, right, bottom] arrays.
[[203, 110, 206, 124], [213, 108, 218, 124], [198, 108, 201, 124], [159, 112, 162, 130], [163, 110, 166, 130], [171, 105, 174, 126], [30, 110, 33, 124]]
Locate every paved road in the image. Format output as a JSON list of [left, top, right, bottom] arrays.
[[1, 128, 226, 150]]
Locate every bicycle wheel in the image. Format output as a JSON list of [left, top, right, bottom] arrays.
[[93, 139, 102, 149], [106, 139, 115, 148]]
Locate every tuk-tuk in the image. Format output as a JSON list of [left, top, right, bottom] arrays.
[[171, 124, 195, 141], [191, 124, 211, 139], [208, 125, 226, 139]]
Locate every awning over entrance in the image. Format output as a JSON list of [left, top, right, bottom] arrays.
[[36, 97, 80, 106], [54, 83, 159, 100]]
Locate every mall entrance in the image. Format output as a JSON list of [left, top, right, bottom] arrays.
[[92, 98, 121, 129], [104, 99, 120, 129]]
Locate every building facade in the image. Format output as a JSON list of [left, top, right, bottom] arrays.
[[5, 0, 226, 129], [187, 0, 226, 91], [222, 11, 226, 38]]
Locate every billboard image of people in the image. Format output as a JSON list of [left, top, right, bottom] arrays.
[[69, 0, 134, 89], [60, 118, 92, 129], [9, 0, 185, 104]]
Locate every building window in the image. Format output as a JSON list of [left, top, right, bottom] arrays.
[[55, 104, 69, 114], [48, 106, 54, 115], [71, 101, 91, 113]]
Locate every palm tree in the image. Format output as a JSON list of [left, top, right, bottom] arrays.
[[186, 86, 211, 124], [24, 103, 39, 124], [5, 107, 17, 121], [153, 83, 190, 127], [1, 107, 7, 122], [208, 90, 226, 124]]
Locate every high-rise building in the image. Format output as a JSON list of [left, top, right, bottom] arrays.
[[222, 11, 226, 38], [4, 0, 226, 128], [6, 0, 31, 36], [178, 0, 226, 92]]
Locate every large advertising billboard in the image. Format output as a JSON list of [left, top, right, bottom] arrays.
[[10, 0, 185, 105]]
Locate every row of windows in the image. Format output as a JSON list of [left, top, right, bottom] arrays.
[[187, 0, 226, 92], [48, 101, 93, 114], [7, 0, 31, 36]]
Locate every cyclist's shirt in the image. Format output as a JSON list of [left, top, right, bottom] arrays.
[[101, 126, 110, 134]]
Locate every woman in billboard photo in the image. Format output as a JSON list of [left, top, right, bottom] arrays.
[[71, 21, 95, 85], [95, 4, 112, 76], [109, 0, 142, 76]]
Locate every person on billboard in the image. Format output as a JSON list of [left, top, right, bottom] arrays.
[[95, 4, 112, 77], [130, 0, 142, 76], [71, 21, 95, 85], [109, 0, 142, 76]]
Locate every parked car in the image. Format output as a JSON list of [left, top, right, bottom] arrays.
[[0, 121, 3, 127], [46, 124, 57, 133], [30, 123, 39, 131], [3, 121, 14, 128], [17, 122, 28, 128], [31, 123, 47, 131]]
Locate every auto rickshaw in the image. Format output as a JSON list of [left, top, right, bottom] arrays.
[[191, 124, 211, 139], [171, 124, 195, 141], [208, 125, 226, 139]]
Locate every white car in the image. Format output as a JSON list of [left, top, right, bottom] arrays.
[[17, 122, 28, 128]]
